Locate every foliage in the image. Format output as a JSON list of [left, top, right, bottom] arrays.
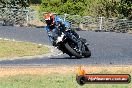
[[40, 0, 86, 16], [30, 0, 41, 4], [92, 0, 132, 18], [119, 0, 132, 17], [95, 0, 119, 17], [1, 0, 131, 18], [0, 0, 30, 7], [39, 0, 132, 18]]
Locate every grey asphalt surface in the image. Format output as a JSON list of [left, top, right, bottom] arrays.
[[0, 26, 132, 66]]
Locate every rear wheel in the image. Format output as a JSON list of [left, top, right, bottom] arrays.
[[65, 42, 82, 58]]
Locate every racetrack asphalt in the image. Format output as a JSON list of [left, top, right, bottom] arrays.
[[0, 26, 132, 66]]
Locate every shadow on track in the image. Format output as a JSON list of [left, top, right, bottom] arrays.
[[50, 56, 81, 60]]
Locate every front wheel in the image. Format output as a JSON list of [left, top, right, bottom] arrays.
[[65, 42, 82, 58]]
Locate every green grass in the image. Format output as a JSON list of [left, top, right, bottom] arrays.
[[0, 39, 50, 59], [0, 73, 131, 88]]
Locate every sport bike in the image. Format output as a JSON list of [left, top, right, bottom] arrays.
[[54, 29, 91, 58]]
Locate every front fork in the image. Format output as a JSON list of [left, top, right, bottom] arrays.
[[70, 34, 84, 55]]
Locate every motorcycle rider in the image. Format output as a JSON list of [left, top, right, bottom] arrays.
[[44, 12, 85, 46]]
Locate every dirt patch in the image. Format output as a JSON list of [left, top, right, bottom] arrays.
[[0, 66, 74, 77], [0, 65, 132, 77]]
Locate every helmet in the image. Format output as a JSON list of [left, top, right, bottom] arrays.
[[44, 12, 55, 25]]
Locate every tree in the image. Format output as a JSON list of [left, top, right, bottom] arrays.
[[30, 0, 41, 4], [40, 0, 86, 15], [0, 0, 30, 7], [61, 0, 67, 3], [120, 0, 132, 17], [40, 0, 132, 18]]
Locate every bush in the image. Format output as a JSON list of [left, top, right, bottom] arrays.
[[39, 0, 132, 18], [40, 0, 86, 16]]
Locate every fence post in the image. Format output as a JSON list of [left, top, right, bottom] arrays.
[[99, 17, 103, 30]]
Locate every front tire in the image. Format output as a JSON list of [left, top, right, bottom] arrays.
[[65, 42, 82, 58], [58, 44, 73, 57]]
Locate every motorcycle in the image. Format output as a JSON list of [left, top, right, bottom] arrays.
[[54, 29, 91, 58]]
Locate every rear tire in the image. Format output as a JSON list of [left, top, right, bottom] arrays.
[[65, 42, 82, 58]]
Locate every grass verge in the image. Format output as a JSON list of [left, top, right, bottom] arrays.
[[0, 73, 131, 88], [0, 66, 132, 88], [0, 39, 50, 59]]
